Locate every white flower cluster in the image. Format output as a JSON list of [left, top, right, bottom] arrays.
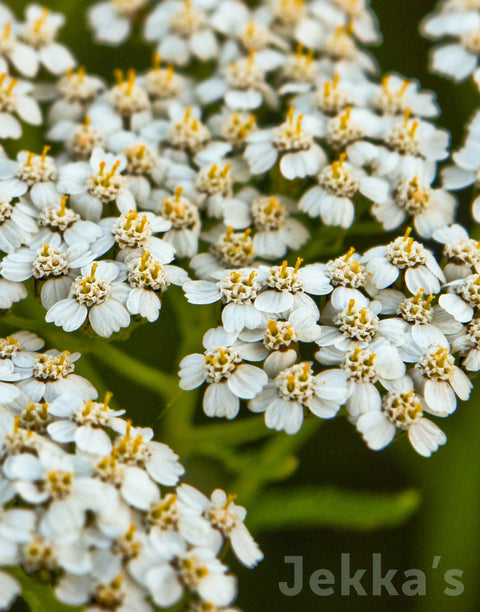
[[0, 0, 460, 344], [422, 0, 480, 85], [0, 3, 76, 139], [179, 237, 480, 457], [0, 330, 260, 611]]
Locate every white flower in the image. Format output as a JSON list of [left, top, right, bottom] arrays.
[[145, 540, 237, 608], [153, 186, 201, 258], [316, 340, 406, 419], [0, 21, 39, 78], [46, 67, 106, 125], [450, 315, 480, 371], [111, 421, 184, 487], [184, 268, 267, 333], [144, 0, 220, 66], [439, 272, 480, 323], [371, 157, 456, 238], [322, 106, 384, 149], [377, 288, 462, 348], [190, 226, 256, 280], [316, 295, 404, 353], [356, 383, 447, 457], [405, 343, 473, 416], [299, 153, 389, 228], [33, 195, 103, 249], [139, 55, 194, 114], [0, 147, 58, 208], [249, 361, 349, 434], [56, 572, 151, 610], [441, 128, 480, 191], [368, 73, 439, 118], [47, 106, 122, 161], [94, 70, 151, 126], [312, 0, 381, 45], [381, 110, 450, 162], [441, 132, 480, 222], [46, 391, 125, 456], [0, 279, 27, 310], [322, 248, 368, 306], [253, 307, 320, 374], [96, 210, 174, 262], [363, 228, 445, 295], [16, 349, 97, 402], [0, 235, 95, 309], [88, 0, 150, 46], [107, 134, 166, 206], [5, 445, 115, 540], [58, 147, 136, 222], [0, 73, 42, 139], [434, 224, 480, 281], [0, 571, 20, 610], [178, 326, 267, 420], [19, 4, 76, 75], [267, 0, 325, 50], [254, 259, 331, 318], [223, 191, 309, 260], [424, 11, 480, 81], [196, 51, 278, 111], [244, 107, 326, 179], [0, 195, 38, 253], [161, 106, 214, 159], [45, 261, 131, 338], [177, 484, 263, 568], [125, 250, 188, 322]]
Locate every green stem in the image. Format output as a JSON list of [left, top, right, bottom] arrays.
[[88, 342, 178, 400], [187, 415, 274, 445], [234, 419, 322, 505], [7, 567, 80, 612], [161, 295, 217, 439]]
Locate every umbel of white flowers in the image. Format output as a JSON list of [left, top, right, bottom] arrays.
[[0, 330, 262, 611]]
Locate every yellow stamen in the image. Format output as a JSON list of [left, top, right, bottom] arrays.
[[6, 78, 17, 95], [287, 105, 295, 125], [114, 69, 124, 84], [295, 114, 304, 134], [267, 319, 278, 335], [208, 164, 218, 178], [221, 164, 231, 178], [89, 262, 98, 280], [41, 146, 50, 163], [408, 120, 419, 139], [339, 106, 351, 130], [126, 69, 136, 95], [2, 22, 11, 39], [175, 186, 183, 200]]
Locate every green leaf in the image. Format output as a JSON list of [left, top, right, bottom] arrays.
[[248, 486, 421, 532], [8, 568, 81, 612]]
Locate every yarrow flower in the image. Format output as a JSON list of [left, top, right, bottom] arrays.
[[179, 327, 267, 419]]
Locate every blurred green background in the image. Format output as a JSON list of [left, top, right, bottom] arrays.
[[8, 0, 480, 611]]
